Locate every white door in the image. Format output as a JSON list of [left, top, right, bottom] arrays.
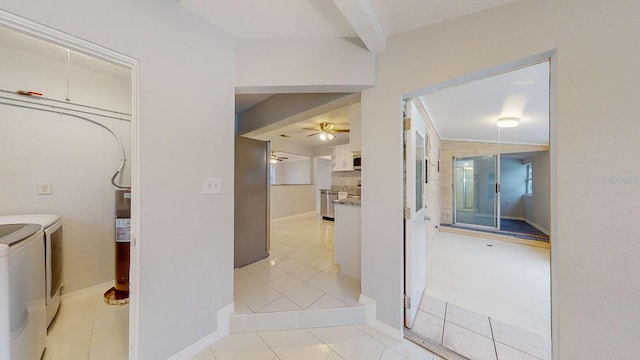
[[404, 99, 427, 328]]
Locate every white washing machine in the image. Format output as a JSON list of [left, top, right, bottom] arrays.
[[0, 215, 62, 328], [0, 223, 47, 360]]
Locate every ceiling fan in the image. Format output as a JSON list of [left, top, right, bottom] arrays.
[[270, 151, 288, 163], [303, 122, 349, 141]]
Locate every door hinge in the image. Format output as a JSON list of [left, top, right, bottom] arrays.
[[404, 294, 411, 309], [404, 118, 411, 131], [132, 236, 137, 247], [403, 207, 411, 219]]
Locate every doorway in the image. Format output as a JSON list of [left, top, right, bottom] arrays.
[[0, 14, 139, 359], [403, 56, 553, 360]]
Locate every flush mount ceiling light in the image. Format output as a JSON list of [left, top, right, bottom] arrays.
[[497, 117, 520, 128]]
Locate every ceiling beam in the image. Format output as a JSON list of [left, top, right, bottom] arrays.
[[333, 0, 386, 53]]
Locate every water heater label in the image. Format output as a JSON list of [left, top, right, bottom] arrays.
[[116, 218, 131, 242]]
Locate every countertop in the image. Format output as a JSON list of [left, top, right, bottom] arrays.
[[332, 198, 361, 206]]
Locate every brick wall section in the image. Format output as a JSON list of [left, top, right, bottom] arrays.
[[412, 99, 442, 256]]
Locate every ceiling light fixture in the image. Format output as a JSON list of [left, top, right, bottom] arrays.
[[319, 131, 335, 142], [497, 117, 520, 128]]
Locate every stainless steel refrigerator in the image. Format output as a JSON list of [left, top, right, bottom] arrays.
[[234, 136, 270, 268]]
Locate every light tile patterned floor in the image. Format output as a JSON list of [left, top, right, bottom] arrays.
[[43, 289, 129, 360], [410, 294, 551, 360], [192, 324, 437, 360], [234, 213, 361, 313]]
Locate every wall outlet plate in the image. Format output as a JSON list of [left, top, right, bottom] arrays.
[[38, 182, 52, 195], [202, 177, 222, 194]]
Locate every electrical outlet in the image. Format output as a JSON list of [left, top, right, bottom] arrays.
[[202, 177, 222, 194], [38, 182, 52, 195]]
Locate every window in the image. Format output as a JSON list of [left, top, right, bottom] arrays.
[[525, 163, 533, 195]]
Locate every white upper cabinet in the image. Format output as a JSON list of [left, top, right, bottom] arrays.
[[332, 144, 353, 172], [349, 102, 361, 153]]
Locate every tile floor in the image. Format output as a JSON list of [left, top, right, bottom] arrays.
[[234, 214, 361, 313], [43, 287, 129, 360], [410, 294, 551, 360], [192, 324, 440, 360]]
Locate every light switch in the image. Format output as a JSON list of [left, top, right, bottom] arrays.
[[202, 177, 222, 194]]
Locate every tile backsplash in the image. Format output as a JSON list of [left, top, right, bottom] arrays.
[[332, 170, 361, 188]]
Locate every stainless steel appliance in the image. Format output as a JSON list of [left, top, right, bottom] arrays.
[[320, 189, 338, 220], [353, 155, 362, 170], [234, 136, 270, 268]]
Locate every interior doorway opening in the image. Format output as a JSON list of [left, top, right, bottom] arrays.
[[402, 55, 553, 360], [0, 13, 139, 359]]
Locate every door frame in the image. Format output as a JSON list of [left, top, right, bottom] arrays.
[[401, 50, 558, 359], [403, 98, 428, 329], [0, 10, 142, 359]]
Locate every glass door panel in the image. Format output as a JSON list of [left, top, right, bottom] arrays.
[[454, 156, 498, 228]]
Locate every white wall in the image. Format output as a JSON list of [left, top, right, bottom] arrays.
[[270, 185, 316, 220], [274, 160, 312, 184], [524, 151, 550, 233], [235, 38, 375, 93], [0, 41, 131, 293], [500, 157, 526, 219], [0, 1, 235, 359], [361, 0, 640, 358]]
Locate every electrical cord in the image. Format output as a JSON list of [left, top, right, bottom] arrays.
[[0, 100, 131, 189]]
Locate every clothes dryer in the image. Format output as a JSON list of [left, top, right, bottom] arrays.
[[0, 223, 46, 360]]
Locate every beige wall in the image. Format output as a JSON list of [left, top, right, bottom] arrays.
[[440, 140, 549, 224], [270, 185, 316, 220], [524, 151, 550, 232], [361, 1, 640, 359]]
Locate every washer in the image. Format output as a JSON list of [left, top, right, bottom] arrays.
[[0, 215, 62, 328], [0, 223, 47, 360]]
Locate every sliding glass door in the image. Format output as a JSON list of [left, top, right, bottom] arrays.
[[453, 156, 499, 229]]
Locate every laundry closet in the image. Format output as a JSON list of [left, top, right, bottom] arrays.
[[0, 27, 132, 359]]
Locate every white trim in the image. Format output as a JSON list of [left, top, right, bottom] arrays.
[[523, 219, 550, 236], [168, 302, 234, 360], [358, 295, 403, 342], [0, 10, 142, 360], [270, 211, 318, 223], [548, 50, 559, 360]]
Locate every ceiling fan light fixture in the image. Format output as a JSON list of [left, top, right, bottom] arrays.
[[497, 117, 520, 128], [319, 132, 328, 141], [326, 132, 335, 141]]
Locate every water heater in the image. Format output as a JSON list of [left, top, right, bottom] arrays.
[[104, 189, 131, 305]]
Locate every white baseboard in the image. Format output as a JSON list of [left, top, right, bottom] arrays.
[[270, 211, 318, 223], [358, 295, 403, 342], [500, 216, 524, 221], [523, 219, 550, 235], [168, 302, 234, 360]]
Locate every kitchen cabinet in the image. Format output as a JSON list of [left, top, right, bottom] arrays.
[[334, 201, 361, 280], [332, 144, 353, 172]]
